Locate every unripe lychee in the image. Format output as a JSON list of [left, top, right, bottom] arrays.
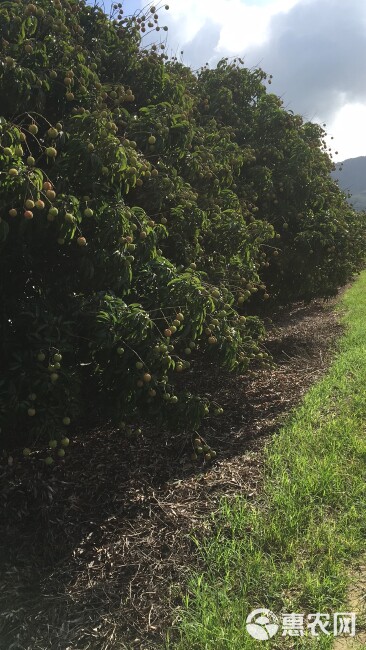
[[46, 147, 57, 158]]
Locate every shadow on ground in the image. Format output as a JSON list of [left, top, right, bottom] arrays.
[[0, 295, 344, 650]]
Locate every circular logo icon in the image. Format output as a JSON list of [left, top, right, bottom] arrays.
[[246, 608, 279, 640]]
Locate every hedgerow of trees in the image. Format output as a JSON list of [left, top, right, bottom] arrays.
[[0, 0, 365, 461]]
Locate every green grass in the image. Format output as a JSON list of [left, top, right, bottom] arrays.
[[169, 271, 366, 649]]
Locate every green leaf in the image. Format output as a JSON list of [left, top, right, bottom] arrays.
[[0, 219, 9, 243]]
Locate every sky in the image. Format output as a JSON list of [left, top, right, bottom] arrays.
[[117, 0, 366, 162]]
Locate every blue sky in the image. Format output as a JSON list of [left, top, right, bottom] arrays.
[[100, 0, 140, 16]]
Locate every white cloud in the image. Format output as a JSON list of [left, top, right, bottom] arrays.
[[162, 0, 300, 60], [143, 0, 366, 160], [324, 103, 366, 162], [216, 0, 299, 52]]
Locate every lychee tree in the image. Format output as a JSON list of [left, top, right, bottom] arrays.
[[0, 0, 364, 459], [0, 0, 268, 456], [191, 60, 366, 303]]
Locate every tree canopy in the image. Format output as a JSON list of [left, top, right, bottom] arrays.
[[0, 0, 364, 456]]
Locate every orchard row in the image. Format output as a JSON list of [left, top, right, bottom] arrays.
[[0, 0, 364, 462]]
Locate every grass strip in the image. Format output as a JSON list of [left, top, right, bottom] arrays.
[[170, 271, 366, 649]]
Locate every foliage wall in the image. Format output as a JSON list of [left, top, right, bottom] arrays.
[[0, 0, 364, 457]]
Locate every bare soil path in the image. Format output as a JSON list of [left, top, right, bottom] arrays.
[[333, 562, 366, 650], [0, 294, 344, 650]]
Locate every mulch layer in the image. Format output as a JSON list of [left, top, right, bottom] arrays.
[[0, 293, 345, 650]]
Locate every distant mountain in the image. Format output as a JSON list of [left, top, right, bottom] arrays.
[[331, 156, 366, 212]]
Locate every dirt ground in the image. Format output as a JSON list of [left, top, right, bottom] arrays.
[[0, 294, 344, 650]]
